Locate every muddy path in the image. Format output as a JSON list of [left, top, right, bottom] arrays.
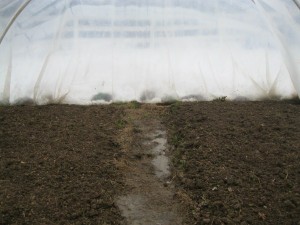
[[116, 104, 182, 225]]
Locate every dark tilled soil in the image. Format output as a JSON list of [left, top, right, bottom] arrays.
[[0, 105, 125, 225], [1, 101, 300, 225], [164, 101, 300, 225]]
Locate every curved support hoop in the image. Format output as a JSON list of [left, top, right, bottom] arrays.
[[292, 0, 300, 10], [0, 0, 32, 45]]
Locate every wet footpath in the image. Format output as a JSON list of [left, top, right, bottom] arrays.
[[116, 105, 182, 225]]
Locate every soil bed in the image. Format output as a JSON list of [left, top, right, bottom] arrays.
[[164, 100, 300, 225], [0, 105, 125, 225], [0, 101, 299, 225]]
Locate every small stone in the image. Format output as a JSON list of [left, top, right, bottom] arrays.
[[203, 218, 210, 224]]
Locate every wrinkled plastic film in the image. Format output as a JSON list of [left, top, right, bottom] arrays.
[[0, 0, 299, 105], [255, 0, 300, 96]]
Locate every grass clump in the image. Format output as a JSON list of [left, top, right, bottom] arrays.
[[116, 119, 127, 128], [129, 101, 142, 109], [213, 96, 227, 102], [169, 101, 181, 113]]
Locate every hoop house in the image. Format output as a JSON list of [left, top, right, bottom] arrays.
[[0, 0, 299, 104]]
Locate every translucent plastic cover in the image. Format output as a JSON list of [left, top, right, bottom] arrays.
[[0, 0, 299, 104]]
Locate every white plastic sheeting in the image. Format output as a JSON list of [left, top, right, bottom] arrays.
[[0, 0, 299, 105]]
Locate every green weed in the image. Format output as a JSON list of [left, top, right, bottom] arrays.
[[116, 119, 127, 128], [129, 101, 141, 109], [213, 96, 227, 102], [170, 101, 181, 113]]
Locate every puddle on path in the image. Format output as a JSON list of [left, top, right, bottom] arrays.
[[150, 130, 170, 179], [117, 194, 177, 225], [116, 109, 181, 225]]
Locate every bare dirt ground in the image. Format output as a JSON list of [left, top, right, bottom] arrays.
[[164, 100, 300, 225], [0, 105, 125, 225], [0, 100, 300, 225]]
